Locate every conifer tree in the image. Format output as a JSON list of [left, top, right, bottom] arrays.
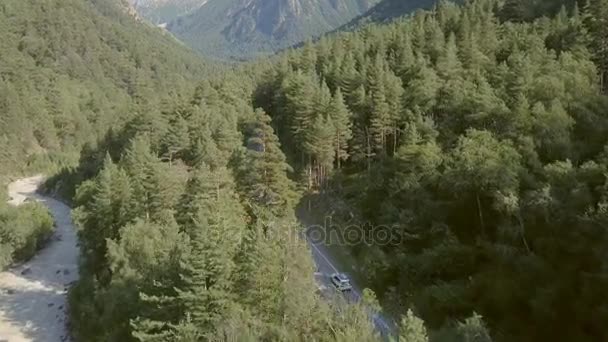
[[457, 312, 492, 342], [109, 219, 188, 342], [233, 218, 284, 326], [398, 309, 428, 342], [437, 32, 463, 81], [328, 88, 353, 169], [74, 154, 133, 280], [284, 71, 318, 160], [584, 0, 608, 91], [236, 108, 297, 216], [369, 83, 391, 155], [340, 52, 362, 100], [305, 114, 336, 186], [176, 166, 246, 337], [161, 114, 189, 165], [121, 135, 158, 219]]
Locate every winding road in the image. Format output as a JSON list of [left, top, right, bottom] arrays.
[[0, 176, 79, 342], [301, 209, 397, 339]]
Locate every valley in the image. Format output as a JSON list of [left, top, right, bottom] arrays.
[[164, 0, 381, 59], [1, 0, 608, 341]]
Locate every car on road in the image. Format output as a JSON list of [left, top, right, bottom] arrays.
[[330, 273, 353, 292]]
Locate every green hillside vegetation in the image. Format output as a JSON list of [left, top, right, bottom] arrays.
[[241, 0, 608, 340], [0, 0, 412, 341], [345, 0, 438, 27], [58, 78, 400, 341], [0, 188, 54, 270], [4, 0, 608, 341], [0, 0, 212, 177], [499, 0, 583, 22], [0, 0, 210, 273]]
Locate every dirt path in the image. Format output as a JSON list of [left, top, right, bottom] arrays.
[[0, 176, 79, 342]]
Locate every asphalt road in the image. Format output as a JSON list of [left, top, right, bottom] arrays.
[[305, 227, 396, 339]]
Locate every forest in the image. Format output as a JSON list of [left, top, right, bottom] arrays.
[[0, 0, 211, 177], [0, 0, 211, 292], [245, 0, 608, 340], [1, 0, 608, 341]]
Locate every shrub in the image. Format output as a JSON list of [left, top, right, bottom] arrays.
[[0, 202, 54, 268]]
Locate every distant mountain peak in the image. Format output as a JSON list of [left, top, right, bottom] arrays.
[[165, 0, 381, 59], [127, 0, 209, 24]]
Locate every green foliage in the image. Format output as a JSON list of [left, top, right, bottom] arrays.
[[399, 309, 429, 342], [0, 0, 211, 177], [235, 108, 297, 216], [62, 78, 378, 340], [243, 0, 608, 341], [0, 201, 54, 269], [9, 0, 608, 341], [457, 313, 492, 342]]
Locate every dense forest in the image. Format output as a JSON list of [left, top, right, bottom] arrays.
[[0, 0, 211, 176], [59, 81, 395, 341], [0, 0, 214, 280], [2, 0, 608, 341], [245, 0, 608, 341]]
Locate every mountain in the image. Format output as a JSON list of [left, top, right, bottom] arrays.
[[345, 0, 437, 27], [166, 0, 381, 59], [0, 0, 210, 176], [127, 0, 209, 24]]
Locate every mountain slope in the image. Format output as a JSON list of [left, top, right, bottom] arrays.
[[167, 0, 381, 59], [0, 0, 210, 176], [127, 0, 209, 24], [346, 0, 437, 26]]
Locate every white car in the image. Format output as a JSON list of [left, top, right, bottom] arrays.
[[330, 273, 353, 292]]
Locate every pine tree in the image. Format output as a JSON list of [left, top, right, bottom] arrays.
[[305, 114, 336, 186], [383, 71, 405, 155], [74, 154, 133, 281], [283, 71, 318, 160], [457, 312, 492, 342], [233, 218, 284, 325], [161, 114, 189, 165], [425, 16, 446, 63], [188, 127, 223, 170], [108, 219, 188, 342], [445, 129, 522, 238], [584, 0, 608, 91], [393, 32, 416, 81], [404, 54, 441, 112], [176, 164, 241, 235], [369, 83, 391, 155], [339, 52, 362, 100], [398, 309, 428, 342], [121, 134, 157, 219], [437, 32, 463, 81], [328, 88, 353, 169], [236, 108, 297, 216], [176, 166, 246, 337]]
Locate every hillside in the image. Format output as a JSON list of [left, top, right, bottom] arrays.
[[127, 0, 209, 24], [345, 0, 437, 27], [0, 0, 211, 176], [243, 0, 608, 340], [4, 0, 608, 341], [166, 0, 381, 59]]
